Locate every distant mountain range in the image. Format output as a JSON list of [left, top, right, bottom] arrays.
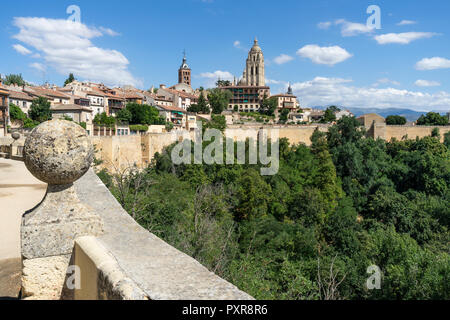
[[312, 107, 437, 122]]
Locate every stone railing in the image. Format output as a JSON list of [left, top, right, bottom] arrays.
[[19, 119, 252, 300], [0, 133, 25, 160]]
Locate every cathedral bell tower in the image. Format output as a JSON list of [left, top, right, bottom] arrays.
[[241, 38, 265, 87], [178, 51, 191, 86]]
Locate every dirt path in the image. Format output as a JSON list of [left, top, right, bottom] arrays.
[[0, 159, 46, 297]]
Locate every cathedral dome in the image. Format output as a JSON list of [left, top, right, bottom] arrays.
[[250, 38, 262, 53], [180, 57, 190, 69]]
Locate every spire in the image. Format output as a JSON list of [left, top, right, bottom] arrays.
[[180, 50, 189, 69], [287, 82, 293, 95], [254, 37, 258, 45]]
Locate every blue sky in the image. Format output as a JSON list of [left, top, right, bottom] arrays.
[[1, 0, 449, 111]]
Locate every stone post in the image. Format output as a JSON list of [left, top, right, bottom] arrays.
[[20, 120, 104, 299]]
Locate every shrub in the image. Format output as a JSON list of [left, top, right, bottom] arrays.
[[129, 124, 149, 132]]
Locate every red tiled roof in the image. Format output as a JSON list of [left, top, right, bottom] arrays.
[[270, 93, 296, 98], [158, 104, 186, 113], [161, 88, 199, 100], [27, 87, 70, 99], [8, 90, 34, 101], [0, 84, 10, 95], [85, 88, 106, 97]]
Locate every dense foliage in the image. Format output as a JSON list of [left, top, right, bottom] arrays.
[[188, 89, 210, 114], [321, 106, 340, 123], [208, 89, 232, 114], [2, 74, 27, 86], [64, 73, 75, 87], [129, 124, 149, 132], [98, 116, 450, 300], [93, 112, 116, 127], [9, 104, 27, 121], [417, 112, 449, 126], [8, 103, 39, 129], [259, 96, 278, 116], [29, 97, 51, 123], [125, 102, 165, 125], [386, 115, 407, 125]]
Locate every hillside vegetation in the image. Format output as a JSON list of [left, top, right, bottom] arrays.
[[98, 116, 450, 300]]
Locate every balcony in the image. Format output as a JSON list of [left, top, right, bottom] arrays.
[[109, 102, 125, 109], [1, 96, 8, 108], [283, 101, 295, 108]]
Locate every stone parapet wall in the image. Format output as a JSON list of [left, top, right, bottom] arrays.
[[64, 236, 148, 300], [69, 170, 253, 300]]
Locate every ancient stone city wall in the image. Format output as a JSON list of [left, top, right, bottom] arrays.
[[91, 124, 449, 172]]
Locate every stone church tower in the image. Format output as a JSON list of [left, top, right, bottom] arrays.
[[241, 38, 265, 87], [178, 53, 191, 86]]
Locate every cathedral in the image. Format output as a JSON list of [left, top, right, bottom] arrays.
[[225, 39, 270, 113]]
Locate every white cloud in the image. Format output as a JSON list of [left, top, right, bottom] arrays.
[[99, 27, 120, 37], [296, 44, 352, 66], [273, 54, 294, 65], [30, 62, 46, 72], [415, 57, 450, 70], [13, 17, 141, 87], [317, 21, 332, 30], [373, 78, 400, 87], [199, 70, 234, 80], [13, 44, 32, 55], [233, 40, 241, 48], [266, 79, 285, 85], [291, 76, 450, 111], [397, 20, 417, 26], [374, 32, 437, 44], [415, 79, 441, 87], [198, 70, 234, 88], [335, 19, 374, 37]]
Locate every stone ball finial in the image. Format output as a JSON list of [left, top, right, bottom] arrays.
[[24, 120, 94, 185], [12, 131, 21, 140]]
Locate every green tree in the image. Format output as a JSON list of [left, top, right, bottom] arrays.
[[93, 112, 115, 127], [216, 80, 231, 87], [188, 89, 210, 114], [386, 115, 407, 125], [444, 131, 450, 148], [116, 108, 132, 124], [260, 96, 277, 116], [204, 115, 227, 132], [321, 106, 339, 123], [310, 129, 343, 210], [29, 97, 51, 123], [208, 89, 232, 114], [126, 103, 164, 125], [64, 73, 75, 87], [9, 104, 27, 122], [234, 169, 272, 220], [417, 112, 448, 126], [431, 127, 440, 138], [3, 74, 26, 86], [279, 109, 290, 123]]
